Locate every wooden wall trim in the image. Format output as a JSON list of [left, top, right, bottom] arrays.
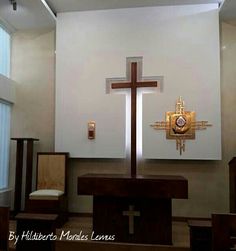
[[68, 212, 210, 222], [55, 240, 189, 251]]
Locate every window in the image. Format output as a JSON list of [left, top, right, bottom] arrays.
[[0, 101, 11, 189], [0, 25, 10, 78]]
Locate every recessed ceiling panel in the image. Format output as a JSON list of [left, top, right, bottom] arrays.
[[47, 0, 220, 13]]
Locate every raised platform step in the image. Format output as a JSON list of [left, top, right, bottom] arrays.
[[56, 240, 189, 251]]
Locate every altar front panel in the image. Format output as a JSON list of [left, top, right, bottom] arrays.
[[77, 174, 188, 244], [93, 196, 172, 244]]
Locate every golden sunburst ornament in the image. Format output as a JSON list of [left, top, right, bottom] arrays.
[[150, 97, 212, 155]]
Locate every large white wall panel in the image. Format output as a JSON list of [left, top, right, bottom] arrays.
[[55, 4, 221, 159]]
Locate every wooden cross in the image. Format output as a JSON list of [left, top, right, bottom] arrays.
[[111, 61, 158, 177], [123, 205, 141, 235]]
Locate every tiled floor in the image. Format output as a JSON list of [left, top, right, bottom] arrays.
[[9, 217, 190, 249]]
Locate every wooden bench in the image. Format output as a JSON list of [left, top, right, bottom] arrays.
[[189, 214, 236, 251], [212, 214, 236, 251], [188, 220, 212, 251], [15, 213, 58, 251], [0, 207, 9, 251]]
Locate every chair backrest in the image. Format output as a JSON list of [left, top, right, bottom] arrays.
[[36, 153, 69, 193], [212, 213, 236, 251], [0, 206, 9, 251]]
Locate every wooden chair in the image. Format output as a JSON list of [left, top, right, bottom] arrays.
[[0, 207, 9, 251], [25, 152, 69, 227], [212, 213, 236, 251]]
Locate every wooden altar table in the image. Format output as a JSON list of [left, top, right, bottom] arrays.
[[77, 174, 188, 245]]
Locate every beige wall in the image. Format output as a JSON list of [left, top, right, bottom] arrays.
[[9, 22, 236, 217], [9, 29, 55, 207]]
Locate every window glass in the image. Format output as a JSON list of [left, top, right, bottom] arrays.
[[0, 101, 11, 189], [0, 26, 10, 78]]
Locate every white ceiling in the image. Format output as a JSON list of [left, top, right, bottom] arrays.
[[0, 0, 55, 31], [46, 0, 220, 13], [1, 0, 236, 31]]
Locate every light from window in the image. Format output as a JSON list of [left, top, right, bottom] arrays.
[[0, 26, 10, 78], [0, 101, 11, 189]]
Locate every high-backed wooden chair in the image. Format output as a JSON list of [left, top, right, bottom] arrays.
[[25, 152, 69, 227], [212, 213, 236, 251], [0, 207, 9, 251]]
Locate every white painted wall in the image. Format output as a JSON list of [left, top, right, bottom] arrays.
[[56, 4, 221, 159], [142, 5, 221, 159]]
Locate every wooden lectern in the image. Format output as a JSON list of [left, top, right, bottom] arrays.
[[11, 138, 39, 213]]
